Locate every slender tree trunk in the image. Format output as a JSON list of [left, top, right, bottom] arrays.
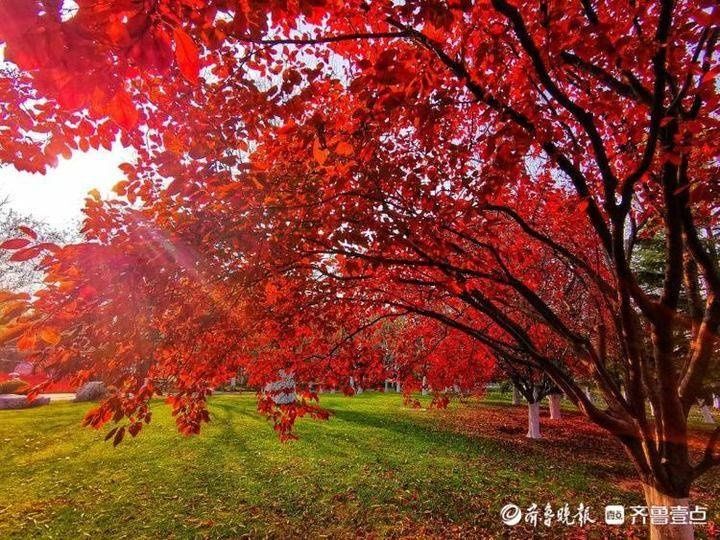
[[699, 403, 715, 424], [512, 386, 521, 405], [583, 385, 593, 404], [265, 370, 296, 405], [713, 394, 720, 409], [396, 381, 401, 393], [421, 376, 428, 396], [548, 393, 562, 420], [384, 380, 389, 392], [642, 484, 693, 540], [526, 401, 541, 439]]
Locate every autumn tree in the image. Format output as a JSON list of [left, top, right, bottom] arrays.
[[0, 199, 74, 292], [1, 2, 719, 538], [504, 365, 563, 438], [0, 191, 494, 439]]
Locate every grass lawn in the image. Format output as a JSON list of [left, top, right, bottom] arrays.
[[0, 392, 718, 538]]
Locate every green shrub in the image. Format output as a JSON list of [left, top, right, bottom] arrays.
[[0, 379, 28, 394]]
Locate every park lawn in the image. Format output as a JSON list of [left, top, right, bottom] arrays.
[[0, 392, 718, 539]]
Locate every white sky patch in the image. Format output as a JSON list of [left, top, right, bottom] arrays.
[[0, 143, 135, 231]]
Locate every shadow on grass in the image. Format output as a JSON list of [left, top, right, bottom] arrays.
[[0, 404, 103, 470], [3, 394, 718, 539]]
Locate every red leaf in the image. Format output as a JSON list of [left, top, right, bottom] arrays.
[[173, 27, 199, 84], [313, 139, 328, 165], [109, 89, 139, 130], [0, 238, 31, 250], [16, 332, 36, 351], [113, 426, 126, 447], [577, 198, 590, 212], [39, 327, 61, 345], [18, 226, 37, 239], [336, 141, 354, 156], [10, 246, 42, 261], [34, 242, 60, 252]]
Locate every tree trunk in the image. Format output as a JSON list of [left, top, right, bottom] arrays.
[[421, 376, 428, 396], [713, 394, 720, 409], [526, 401, 541, 439], [384, 380, 390, 392], [642, 484, 693, 540], [264, 370, 296, 405], [548, 393, 562, 420], [583, 385, 593, 404], [396, 381, 401, 393], [699, 404, 715, 424], [512, 386, 521, 405]]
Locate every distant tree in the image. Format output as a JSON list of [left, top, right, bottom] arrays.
[[0, 199, 74, 292]]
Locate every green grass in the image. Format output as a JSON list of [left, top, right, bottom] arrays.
[[0, 392, 717, 538]]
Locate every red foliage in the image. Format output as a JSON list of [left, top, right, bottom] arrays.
[[257, 392, 331, 442]]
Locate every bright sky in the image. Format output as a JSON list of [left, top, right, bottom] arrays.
[[0, 143, 135, 231]]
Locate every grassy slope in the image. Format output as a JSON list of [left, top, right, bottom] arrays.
[[0, 392, 717, 538]]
